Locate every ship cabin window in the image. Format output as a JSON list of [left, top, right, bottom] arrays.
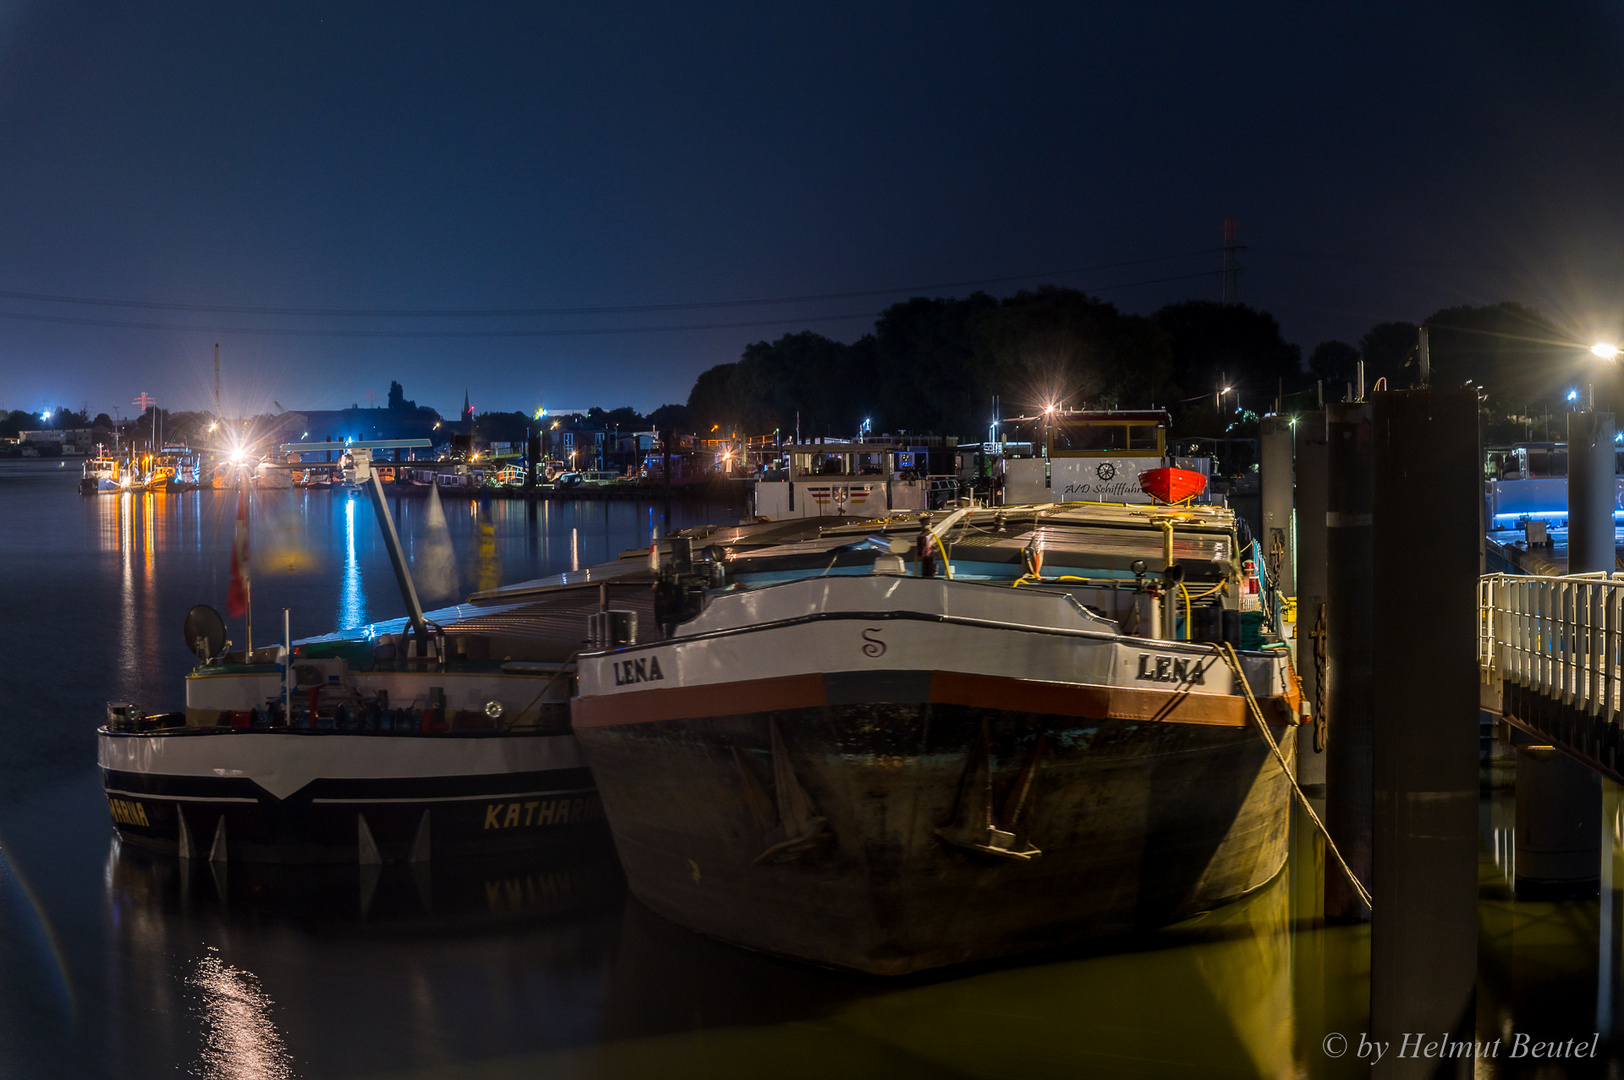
[[1047, 420, 1165, 457], [791, 451, 888, 477], [1522, 447, 1566, 478], [1485, 449, 1512, 481], [854, 452, 886, 475]]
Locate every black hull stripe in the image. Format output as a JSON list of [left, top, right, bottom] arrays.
[[101, 766, 595, 804], [308, 787, 595, 804]]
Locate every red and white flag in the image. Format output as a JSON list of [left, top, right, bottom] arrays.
[[227, 487, 250, 618]]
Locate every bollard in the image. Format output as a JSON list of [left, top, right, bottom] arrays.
[[1370, 388, 1481, 1070], [1295, 410, 1328, 789], [1324, 401, 1373, 922]]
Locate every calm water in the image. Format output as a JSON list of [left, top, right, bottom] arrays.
[[0, 459, 1618, 1079]]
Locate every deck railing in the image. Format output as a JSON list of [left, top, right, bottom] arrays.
[[1480, 572, 1623, 722]]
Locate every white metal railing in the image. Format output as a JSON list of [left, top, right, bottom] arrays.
[[1480, 572, 1622, 723]]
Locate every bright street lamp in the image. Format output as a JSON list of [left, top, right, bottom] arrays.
[[1592, 343, 1619, 361]]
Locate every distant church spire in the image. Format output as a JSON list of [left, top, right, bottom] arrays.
[[463, 389, 472, 420]]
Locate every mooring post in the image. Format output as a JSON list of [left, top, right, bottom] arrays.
[[1288, 410, 1330, 1045], [1259, 413, 1296, 610], [1324, 401, 1373, 921], [1294, 410, 1328, 789], [1515, 746, 1600, 897], [525, 431, 540, 494], [1369, 388, 1481, 1069], [1510, 410, 1612, 899], [1568, 410, 1615, 575]]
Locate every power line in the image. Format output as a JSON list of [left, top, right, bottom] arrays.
[[0, 249, 1224, 319], [1247, 246, 1468, 272], [0, 269, 1220, 339]]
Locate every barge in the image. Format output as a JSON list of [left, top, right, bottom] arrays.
[[573, 490, 1305, 974], [96, 447, 642, 864]]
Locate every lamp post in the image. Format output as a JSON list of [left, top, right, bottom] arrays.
[[1587, 343, 1621, 412]]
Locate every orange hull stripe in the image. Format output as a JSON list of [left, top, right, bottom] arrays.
[[928, 672, 1250, 727], [571, 674, 828, 728], [572, 670, 1287, 730]]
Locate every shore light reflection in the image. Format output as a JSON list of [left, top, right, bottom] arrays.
[[337, 496, 366, 630], [187, 950, 295, 1080]]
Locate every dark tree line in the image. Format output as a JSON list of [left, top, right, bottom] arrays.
[[672, 289, 1597, 445], [684, 290, 1298, 440]]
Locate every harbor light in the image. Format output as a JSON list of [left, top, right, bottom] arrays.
[[1592, 343, 1619, 360], [1567, 388, 1580, 402]]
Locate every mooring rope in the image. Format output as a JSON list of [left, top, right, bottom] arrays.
[[1210, 641, 1374, 910]]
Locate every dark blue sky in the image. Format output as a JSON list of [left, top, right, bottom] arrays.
[[1, 2, 1621, 420]]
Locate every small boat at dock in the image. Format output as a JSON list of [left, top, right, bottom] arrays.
[[80, 449, 126, 494]]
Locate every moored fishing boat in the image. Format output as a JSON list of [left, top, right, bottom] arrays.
[[572, 483, 1306, 975], [80, 449, 126, 494], [97, 447, 631, 865]]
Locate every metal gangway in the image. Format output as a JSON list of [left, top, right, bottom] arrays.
[[1479, 572, 1624, 778]]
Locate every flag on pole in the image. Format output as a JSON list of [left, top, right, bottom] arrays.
[[227, 486, 250, 618]]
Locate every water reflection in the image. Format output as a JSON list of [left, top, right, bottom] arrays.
[[1476, 788, 1624, 1073], [337, 496, 365, 630], [187, 951, 295, 1080], [418, 486, 459, 602], [99, 491, 167, 705], [102, 839, 626, 1077]]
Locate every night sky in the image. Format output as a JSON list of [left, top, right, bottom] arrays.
[[1, 2, 1621, 420]]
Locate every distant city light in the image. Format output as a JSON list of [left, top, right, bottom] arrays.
[[1568, 389, 1580, 402], [1592, 343, 1619, 360], [40, 409, 51, 421]]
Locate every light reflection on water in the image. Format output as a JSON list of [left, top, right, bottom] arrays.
[[186, 951, 294, 1080], [337, 496, 365, 631]]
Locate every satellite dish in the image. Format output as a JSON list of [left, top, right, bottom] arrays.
[[183, 604, 228, 660]]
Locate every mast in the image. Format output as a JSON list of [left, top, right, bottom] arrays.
[[213, 343, 221, 416], [244, 479, 252, 654]]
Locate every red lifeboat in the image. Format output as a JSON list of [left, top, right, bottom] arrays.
[[1139, 466, 1208, 505]]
